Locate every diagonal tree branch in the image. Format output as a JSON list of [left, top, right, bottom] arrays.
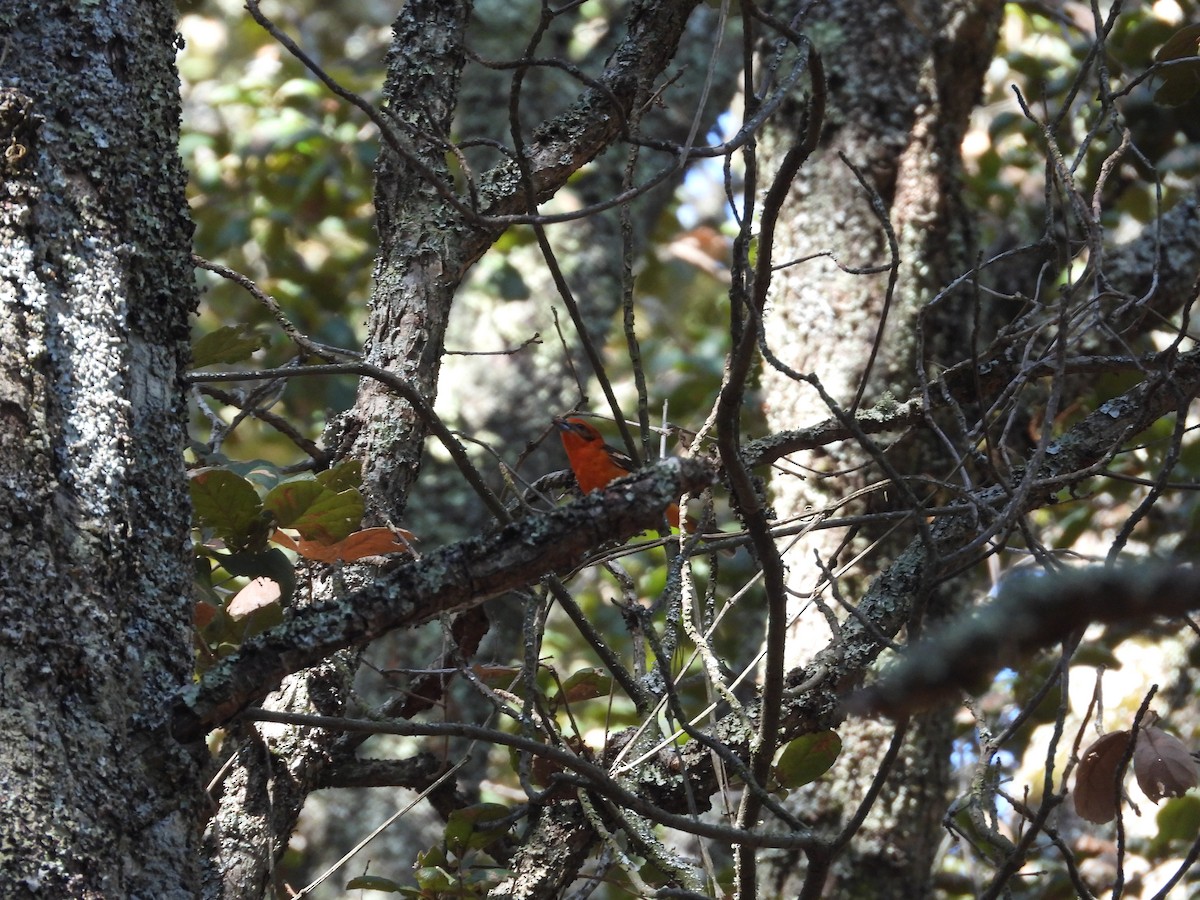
[[854, 563, 1200, 718], [173, 458, 716, 739], [472, 0, 703, 226]]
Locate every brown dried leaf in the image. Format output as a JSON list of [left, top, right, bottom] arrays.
[[1134, 725, 1199, 803], [271, 526, 416, 563], [1073, 730, 1132, 824]]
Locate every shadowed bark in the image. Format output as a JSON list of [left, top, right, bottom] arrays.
[[0, 2, 202, 894], [755, 1, 1004, 894]]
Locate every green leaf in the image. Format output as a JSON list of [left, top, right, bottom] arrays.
[[413, 866, 456, 892], [444, 803, 511, 855], [344, 874, 405, 892], [191, 324, 267, 367], [264, 478, 363, 544], [774, 731, 842, 789], [193, 555, 220, 604], [264, 479, 323, 528], [316, 458, 363, 493], [1153, 59, 1200, 107], [1155, 24, 1200, 62], [190, 469, 270, 551], [1152, 25, 1200, 107], [553, 668, 613, 708], [416, 845, 447, 867], [1150, 794, 1200, 856]]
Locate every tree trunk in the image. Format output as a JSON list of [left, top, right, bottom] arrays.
[[755, 1, 1002, 894], [0, 2, 202, 895]]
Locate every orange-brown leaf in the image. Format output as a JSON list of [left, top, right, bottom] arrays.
[[272, 526, 416, 562], [472, 664, 521, 688], [1074, 730, 1132, 824], [193, 600, 219, 630], [271, 529, 300, 552]]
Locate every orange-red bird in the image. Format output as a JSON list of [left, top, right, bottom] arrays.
[[553, 416, 691, 531]]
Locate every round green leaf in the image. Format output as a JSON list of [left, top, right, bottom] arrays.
[[316, 458, 363, 492], [265, 478, 363, 543], [775, 731, 842, 789], [190, 469, 268, 551], [345, 874, 405, 892]]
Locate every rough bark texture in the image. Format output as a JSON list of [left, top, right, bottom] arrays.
[[489, 802, 596, 900], [189, 327, 1200, 896], [0, 2, 201, 896], [755, 0, 1002, 895], [760, 0, 1003, 586], [347, 0, 703, 525], [351, 0, 475, 523], [201, 651, 358, 900], [202, 7, 476, 890]]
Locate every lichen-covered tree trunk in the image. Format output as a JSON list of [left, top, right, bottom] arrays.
[[345, 0, 703, 523], [0, 2, 202, 895], [300, 2, 744, 882], [755, 1, 1002, 895]]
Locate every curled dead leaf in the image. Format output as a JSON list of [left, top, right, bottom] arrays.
[[1073, 730, 1132, 824], [1134, 725, 1199, 803]]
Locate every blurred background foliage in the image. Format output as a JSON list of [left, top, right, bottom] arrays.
[[181, 0, 391, 454], [180, 0, 1200, 895]]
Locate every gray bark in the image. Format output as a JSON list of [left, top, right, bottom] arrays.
[[0, 2, 202, 896], [3, 2, 1197, 897], [755, 1, 1002, 895], [346, 0, 703, 524]]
